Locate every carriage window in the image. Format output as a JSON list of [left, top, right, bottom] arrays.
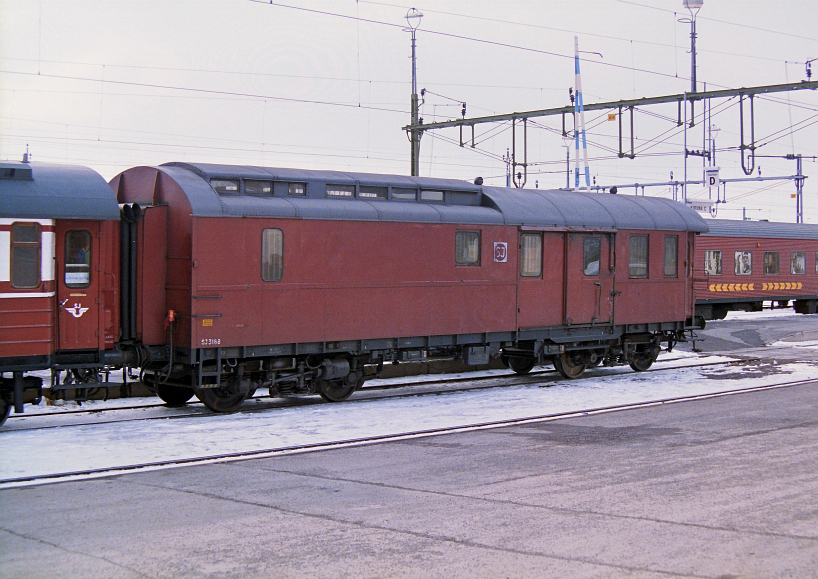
[[455, 231, 480, 265], [735, 251, 752, 275], [664, 236, 678, 277], [65, 230, 91, 288], [421, 190, 444, 202], [11, 223, 41, 289], [583, 238, 601, 276], [261, 228, 283, 282], [815, 253, 818, 275], [211, 179, 240, 195], [392, 188, 417, 200], [245, 180, 273, 197], [764, 252, 779, 275], [326, 184, 355, 197], [288, 182, 306, 196], [791, 252, 806, 275], [359, 186, 388, 199], [520, 233, 542, 277], [704, 250, 722, 275], [628, 235, 648, 278]]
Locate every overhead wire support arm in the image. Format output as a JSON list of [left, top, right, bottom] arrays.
[[403, 81, 817, 133]]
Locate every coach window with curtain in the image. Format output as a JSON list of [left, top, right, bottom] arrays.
[[629, 235, 648, 278], [520, 233, 542, 277], [664, 236, 678, 277], [10, 222, 41, 289], [261, 228, 283, 282], [455, 231, 480, 266], [764, 252, 780, 275], [791, 252, 806, 275], [735, 251, 752, 275]]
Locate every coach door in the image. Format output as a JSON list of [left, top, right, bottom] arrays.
[[55, 221, 101, 351], [564, 232, 614, 325]]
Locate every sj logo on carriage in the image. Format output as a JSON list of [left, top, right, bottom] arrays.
[[494, 242, 508, 263], [65, 303, 90, 318]]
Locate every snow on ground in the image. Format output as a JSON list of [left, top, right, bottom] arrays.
[[719, 306, 803, 321], [2, 350, 817, 486]]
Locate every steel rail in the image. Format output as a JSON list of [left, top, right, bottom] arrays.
[[4, 358, 743, 431], [1, 376, 813, 488]]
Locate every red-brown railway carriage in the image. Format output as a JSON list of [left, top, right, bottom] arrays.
[[112, 162, 708, 413], [0, 162, 134, 423], [695, 219, 818, 320]]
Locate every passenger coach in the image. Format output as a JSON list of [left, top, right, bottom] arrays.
[[112, 162, 708, 412], [695, 219, 818, 319], [1, 162, 130, 422]]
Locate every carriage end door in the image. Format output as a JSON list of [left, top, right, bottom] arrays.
[[56, 221, 101, 351]]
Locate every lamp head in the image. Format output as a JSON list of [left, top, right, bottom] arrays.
[[406, 8, 423, 31], [683, 0, 703, 16]]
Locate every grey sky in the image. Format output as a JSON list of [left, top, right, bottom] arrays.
[[1, 0, 816, 222]]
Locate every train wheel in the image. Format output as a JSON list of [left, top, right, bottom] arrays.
[[316, 372, 361, 402], [629, 346, 660, 372], [0, 395, 10, 427], [196, 388, 250, 412], [508, 356, 536, 375], [156, 384, 195, 407], [553, 353, 586, 379]]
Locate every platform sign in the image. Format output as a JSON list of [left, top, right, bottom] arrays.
[[687, 199, 717, 217], [704, 166, 720, 189]]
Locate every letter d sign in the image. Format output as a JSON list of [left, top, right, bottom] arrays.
[[704, 167, 720, 190]]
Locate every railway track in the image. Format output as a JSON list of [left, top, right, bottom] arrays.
[[3, 356, 743, 432], [1, 377, 812, 489]]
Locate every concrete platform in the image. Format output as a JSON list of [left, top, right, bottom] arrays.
[[2, 382, 818, 578]]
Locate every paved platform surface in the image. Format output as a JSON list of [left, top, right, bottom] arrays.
[[2, 377, 818, 578]]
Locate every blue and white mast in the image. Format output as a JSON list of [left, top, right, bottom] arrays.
[[573, 36, 591, 191]]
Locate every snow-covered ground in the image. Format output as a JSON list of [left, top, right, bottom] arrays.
[[2, 348, 817, 487]]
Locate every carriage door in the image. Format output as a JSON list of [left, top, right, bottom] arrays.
[[564, 232, 613, 325], [55, 221, 101, 351]]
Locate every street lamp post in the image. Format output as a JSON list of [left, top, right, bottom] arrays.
[[562, 132, 574, 190], [683, 0, 703, 94], [679, 0, 702, 128], [406, 8, 423, 176]]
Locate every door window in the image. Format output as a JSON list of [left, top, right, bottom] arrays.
[[583, 238, 601, 276], [65, 230, 92, 288], [520, 233, 542, 277]]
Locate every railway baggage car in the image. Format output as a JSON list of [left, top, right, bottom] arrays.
[[113, 162, 708, 412]]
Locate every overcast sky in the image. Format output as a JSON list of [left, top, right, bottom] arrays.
[[1, 0, 816, 222]]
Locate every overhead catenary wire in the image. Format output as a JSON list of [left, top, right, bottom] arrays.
[[358, 0, 802, 63], [0, 70, 408, 115], [247, 0, 707, 86]]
